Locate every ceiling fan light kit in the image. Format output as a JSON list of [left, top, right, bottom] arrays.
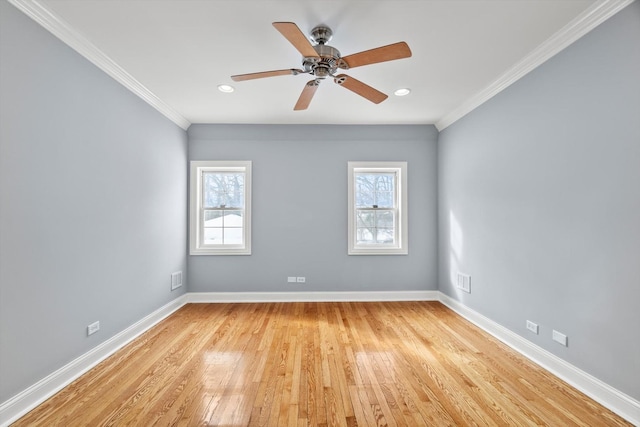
[[231, 22, 412, 110]]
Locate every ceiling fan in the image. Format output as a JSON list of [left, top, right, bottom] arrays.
[[231, 22, 412, 110]]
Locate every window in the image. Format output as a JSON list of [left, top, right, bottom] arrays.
[[348, 161, 408, 255], [190, 161, 251, 255]]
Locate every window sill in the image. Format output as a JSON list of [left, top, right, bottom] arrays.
[[348, 247, 408, 256], [190, 247, 251, 256]]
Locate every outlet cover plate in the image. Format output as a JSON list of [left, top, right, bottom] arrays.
[[296, 277, 306, 283], [552, 330, 568, 346], [87, 321, 100, 336], [526, 320, 539, 334]]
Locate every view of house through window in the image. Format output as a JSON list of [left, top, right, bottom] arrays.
[[203, 172, 245, 245], [190, 161, 251, 255]]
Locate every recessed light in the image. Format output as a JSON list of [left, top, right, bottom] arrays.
[[394, 88, 411, 97], [218, 84, 235, 93]]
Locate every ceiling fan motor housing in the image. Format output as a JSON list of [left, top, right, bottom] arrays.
[[303, 44, 342, 79], [302, 25, 346, 80]]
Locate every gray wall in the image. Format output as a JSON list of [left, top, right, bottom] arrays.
[[188, 124, 438, 293], [438, 1, 640, 400], [0, 1, 188, 402]]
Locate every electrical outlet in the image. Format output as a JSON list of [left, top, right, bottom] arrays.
[[296, 277, 306, 283], [87, 321, 100, 336], [526, 320, 539, 334], [171, 271, 183, 291], [287, 277, 297, 283], [456, 273, 471, 293], [552, 330, 568, 346]]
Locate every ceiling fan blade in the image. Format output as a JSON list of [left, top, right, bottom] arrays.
[[273, 22, 319, 58], [334, 74, 388, 104], [340, 42, 412, 69], [294, 80, 320, 110], [231, 69, 301, 82]]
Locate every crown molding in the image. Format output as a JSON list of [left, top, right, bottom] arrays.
[[7, 0, 191, 131], [435, 0, 635, 131]]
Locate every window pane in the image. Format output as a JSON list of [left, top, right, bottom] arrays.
[[221, 212, 243, 227], [204, 227, 222, 244], [376, 210, 394, 228], [204, 212, 243, 228], [356, 211, 374, 227], [204, 212, 244, 245], [356, 227, 375, 244], [223, 227, 243, 245], [204, 210, 224, 224], [205, 211, 244, 227], [356, 227, 395, 245], [376, 228, 394, 244], [355, 172, 395, 208], [375, 191, 394, 208], [375, 174, 395, 191], [355, 174, 375, 207], [356, 173, 376, 187], [355, 189, 374, 207], [203, 172, 244, 208]]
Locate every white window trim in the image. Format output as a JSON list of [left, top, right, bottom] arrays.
[[348, 161, 408, 255], [190, 160, 251, 255]]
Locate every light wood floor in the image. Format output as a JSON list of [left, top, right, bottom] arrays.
[[14, 302, 630, 426]]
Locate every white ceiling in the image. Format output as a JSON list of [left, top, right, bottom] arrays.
[[10, 0, 633, 130]]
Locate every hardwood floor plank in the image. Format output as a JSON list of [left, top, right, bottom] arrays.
[[12, 302, 632, 427]]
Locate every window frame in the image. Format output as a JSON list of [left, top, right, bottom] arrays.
[[189, 160, 252, 255], [348, 161, 408, 255]]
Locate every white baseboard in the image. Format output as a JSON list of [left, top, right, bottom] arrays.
[[186, 290, 440, 303], [437, 292, 640, 425], [3, 291, 637, 426], [0, 295, 188, 427]]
